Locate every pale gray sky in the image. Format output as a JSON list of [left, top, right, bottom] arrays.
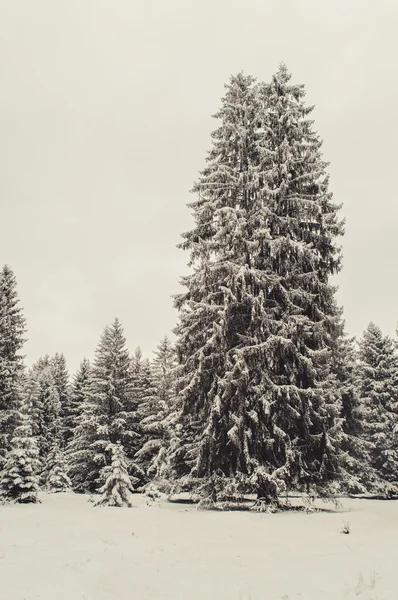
[[1, 0, 397, 374]]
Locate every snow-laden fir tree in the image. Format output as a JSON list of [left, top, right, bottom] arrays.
[[357, 323, 398, 492], [65, 359, 91, 489], [95, 442, 133, 508], [67, 395, 99, 493], [333, 332, 378, 494], [130, 347, 158, 486], [95, 442, 134, 507], [30, 357, 63, 463], [169, 66, 345, 506], [0, 266, 26, 468], [0, 392, 40, 504], [68, 358, 91, 434], [135, 337, 177, 482], [44, 441, 72, 492], [51, 353, 71, 447], [68, 320, 138, 493], [152, 337, 177, 406]]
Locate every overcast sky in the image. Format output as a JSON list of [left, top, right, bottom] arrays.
[[0, 0, 397, 374]]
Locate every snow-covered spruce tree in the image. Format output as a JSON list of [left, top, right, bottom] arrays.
[[135, 338, 177, 482], [357, 323, 398, 492], [130, 348, 158, 486], [95, 442, 134, 507], [152, 337, 177, 406], [68, 358, 91, 435], [68, 320, 138, 493], [333, 332, 377, 494], [67, 392, 99, 493], [0, 266, 26, 468], [0, 394, 40, 504], [169, 66, 345, 507], [23, 370, 41, 439], [50, 353, 71, 447], [30, 358, 63, 463], [44, 441, 71, 492]]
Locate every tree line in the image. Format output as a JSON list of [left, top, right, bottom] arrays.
[[1, 64, 397, 509]]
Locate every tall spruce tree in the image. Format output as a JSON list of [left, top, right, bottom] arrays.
[[135, 338, 177, 482], [0, 266, 26, 467], [30, 357, 63, 463], [51, 353, 71, 446], [68, 358, 91, 436], [152, 337, 177, 406], [130, 348, 158, 485], [68, 320, 138, 493], [169, 66, 344, 506], [357, 323, 398, 492], [333, 333, 377, 494]]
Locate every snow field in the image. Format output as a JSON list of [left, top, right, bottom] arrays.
[[0, 493, 397, 600]]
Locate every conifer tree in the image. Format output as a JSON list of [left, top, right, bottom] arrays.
[[68, 320, 138, 492], [130, 348, 158, 485], [333, 333, 376, 494], [152, 337, 177, 406], [0, 266, 26, 467], [30, 359, 62, 462], [67, 395, 99, 493], [44, 441, 72, 492], [95, 442, 134, 507], [0, 394, 40, 504], [68, 358, 91, 434], [23, 370, 42, 440], [136, 337, 177, 481], [357, 323, 398, 492], [51, 353, 71, 446], [170, 66, 344, 506]]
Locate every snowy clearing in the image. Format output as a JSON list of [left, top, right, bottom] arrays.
[[0, 493, 397, 600]]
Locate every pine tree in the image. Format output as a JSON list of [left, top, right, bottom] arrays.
[[68, 320, 138, 493], [51, 353, 71, 446], [0, 266, 26, 467], [357, 323, 398, 492], [169, 66, 344, 506], [44, 441, 72, 492], [135, 337, 177, 482], [0, 394, 40, 504], [95, 442, 134, 507]]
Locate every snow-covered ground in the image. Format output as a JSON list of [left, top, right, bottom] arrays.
[[0, 493, 397, 600]]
